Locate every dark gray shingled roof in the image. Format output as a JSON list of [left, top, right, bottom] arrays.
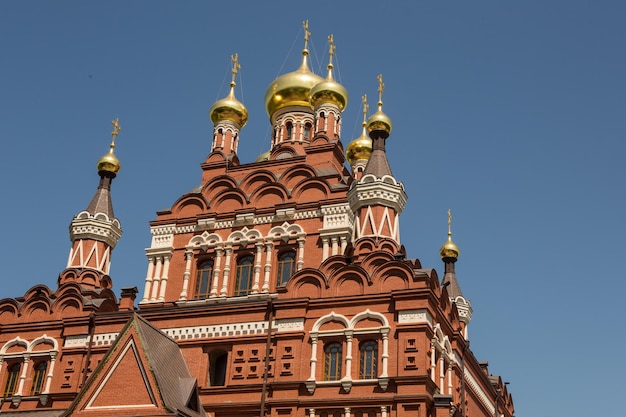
[[85, 176, 115, 218], [362, 137, 393, 178]]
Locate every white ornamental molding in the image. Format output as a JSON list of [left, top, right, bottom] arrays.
[[70, 212, 122, 248], [398, 309, 433, 327], [149, 224, 176, 248], [464, 369, 495, 415], [347, 175, 407, 214], [275, 318, 305, 331]]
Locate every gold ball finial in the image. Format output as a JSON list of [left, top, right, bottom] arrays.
[[96, 118, 122, 175], [366, 74, 392, 137], [439, 209, 460, 260], [209, 53, 249, 127]]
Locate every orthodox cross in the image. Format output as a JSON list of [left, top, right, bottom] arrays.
[[303, 20, 310, 50], [447, 209, 453, 236], [328, 34, 336, 62], [110, 118, 121, 148], [377, 74, 385, 105], [361, 94, 369, 124], [230, 53, 240, 85]]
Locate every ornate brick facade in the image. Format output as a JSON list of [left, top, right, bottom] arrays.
[[0, 25, 514, 417]]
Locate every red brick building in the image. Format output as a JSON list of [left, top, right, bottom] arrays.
[[0, 26, 514, 417]]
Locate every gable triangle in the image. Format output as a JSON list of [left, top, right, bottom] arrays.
[[86, 336, 158, 409]]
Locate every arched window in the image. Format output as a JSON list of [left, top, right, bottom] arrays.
[[276, 251, 296, 287], [303, 123, 312, 141], [234, 255, 254, 296], [359, 340, 378, 379], [209, 351, 228, 386], [285, 122, 293, 140], [30, 361, 48, 395], [3, 362, 21, 396], [324, 342, 342, 381], [194, 260, 214, 300]]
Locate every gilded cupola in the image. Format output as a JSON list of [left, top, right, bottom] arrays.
[[367, 74, 393, 139], [96, 118, 122, 176], [209, 53, 249, 128], [440, 209, 460, 260], [346, 95, 373, 165], [264, 21, 323, 120], [309, 35, 348, 111]]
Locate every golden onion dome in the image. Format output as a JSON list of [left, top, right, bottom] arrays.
[[255, 149, 271, 162], [310, 77, 348, 110], [310, 35, 348, 111], [264, 50, 323, 119], [367, 74, 392, 137], [209, 84, 249, 127], [440, 236, 460, 260], [440, 210, 459, 260], [97, 118, 122, 175], [367, 105, 392, 137], [346, 131, 372, 165], [210, 53, 248, 127], [97, 150, 121, 174], [346, 95, 372, 164]]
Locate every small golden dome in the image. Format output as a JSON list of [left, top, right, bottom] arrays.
[[255, 149, 271, 162], [346, 94, 372, 165], [264, 51, 323, 119], [97, 150, 121, 174], [440, 237, 460, 260], [210, 54, 248, 127], [440, 210, 459, 260], [209, 84, 249, 127], [310, 78, 348, 110], [310, 35, 348, 111], [367, 75, 392, 137], [367, 107, 392, 137], [346, 133, 372, 165]]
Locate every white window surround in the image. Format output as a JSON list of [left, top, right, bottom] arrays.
[[0, 335, 59, 405], [306, 310, 390, 393], [174, 224, 306, 302]]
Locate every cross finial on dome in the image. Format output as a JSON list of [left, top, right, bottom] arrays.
[[110, 117, 121, 150], [361, 94, 369, 126], [230, 53, 240, 87], [303, 20, 310, 51], [448, 208, 453, 237], [327, 34, 336, 67], [377, 74, 385, 107]]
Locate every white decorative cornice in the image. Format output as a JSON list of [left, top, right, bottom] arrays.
[[464, 369, 495, 415], [70, 214, 122, 248], [347, 177, 407, 214], [275, 318, 305, 331], [398, 309, 433, 328], [149, 224, 176, 249]]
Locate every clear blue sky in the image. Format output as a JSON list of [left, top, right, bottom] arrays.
[[1, 2, 624, 416]]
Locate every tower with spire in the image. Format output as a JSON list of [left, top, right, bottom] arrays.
[[347, 75, 407, 255], [60, 119, 123, 290], [440, 210, 473, 339]]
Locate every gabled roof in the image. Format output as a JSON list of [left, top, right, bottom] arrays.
[[62, 313, 204, 417]]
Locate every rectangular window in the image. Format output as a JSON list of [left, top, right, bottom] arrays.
[[234, 256, 254, 296], [3, 363, 21, 396], [30, 361, 48, 395], [194, 260, 214, 299]]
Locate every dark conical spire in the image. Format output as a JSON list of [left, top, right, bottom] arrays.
[[86, 175, 115, 218]]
